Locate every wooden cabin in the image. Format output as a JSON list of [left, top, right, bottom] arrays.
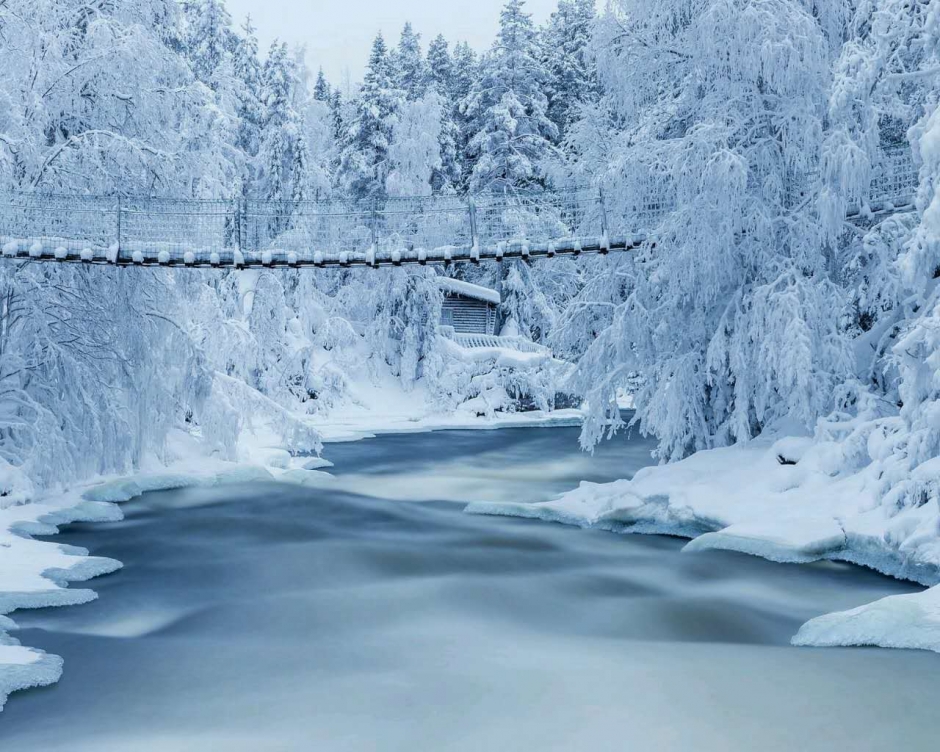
[[438, 278, 499, 335]]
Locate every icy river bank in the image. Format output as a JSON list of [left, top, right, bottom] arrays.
[[2, 426, 939, 750]]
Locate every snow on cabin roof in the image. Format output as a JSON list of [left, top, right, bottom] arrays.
[[438, 278, 501, 306]]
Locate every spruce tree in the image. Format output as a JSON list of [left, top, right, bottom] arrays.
[[426, 35, 460, 192], [313, 68, 331, 102], [232, 16, 264, 168], [462, 0, 557, 191], [427, 35, 455, 99], [541, 0, 598, 141], [184, 0, 234, 90], [393, 22, 428, 102], [329, 89, 345, 144], [338, 33, 402, 199], [452, 41, 480, 189], [257, 41, 310, 204]]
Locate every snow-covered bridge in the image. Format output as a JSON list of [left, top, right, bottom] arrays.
[[0, 146, 918, 269]]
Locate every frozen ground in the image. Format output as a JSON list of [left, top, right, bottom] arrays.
[[1, 427, 938, 751]]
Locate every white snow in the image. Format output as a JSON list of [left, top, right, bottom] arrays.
[[437, 277, 501, 305], [683, 518, 847, 564], [793, 585, 940, 653]]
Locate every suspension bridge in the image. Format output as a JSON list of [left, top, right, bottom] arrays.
[[0, 146, 918, 270]]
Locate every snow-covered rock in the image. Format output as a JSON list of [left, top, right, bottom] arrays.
[[794, 585, 940, 653]]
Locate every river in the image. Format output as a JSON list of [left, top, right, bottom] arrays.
[[1, 425, 938, 751]]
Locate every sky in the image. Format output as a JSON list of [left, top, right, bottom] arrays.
[[224, 0, 561, 88]]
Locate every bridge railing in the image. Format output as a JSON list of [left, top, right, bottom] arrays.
[[869, 145, 918, 210], [0, 193, 118, 259], [785, 144, 918, 214], [0, 145, 921, 265]]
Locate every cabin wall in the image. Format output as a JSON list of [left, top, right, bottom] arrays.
[[441, 295, 496, 335]]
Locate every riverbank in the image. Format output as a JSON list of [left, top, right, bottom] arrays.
[[467, 429, 940, 653]]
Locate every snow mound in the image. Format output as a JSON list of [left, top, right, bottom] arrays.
[[211, 465, 274, 486], [683, 518, 847, 563], [278, 469, 336, 488], [0, 649, 63, 711], [467, 479, 722, 540], [793, 585, 940, 653], [302, 457, 334, 470], [82, 473, 204, 503], [465, 499, 594, 527], [437, 277, 501, 305]]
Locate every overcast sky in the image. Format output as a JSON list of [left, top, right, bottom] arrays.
[[224, 0, 562, 87]]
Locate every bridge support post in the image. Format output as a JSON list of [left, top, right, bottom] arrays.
[[233, 197, 241, 256], [370, 198, 379, 262], [239, 197, 249, 256], [467, 199, 478, 254], [598, 186, 610, 254], [116, 196, 123, 263]]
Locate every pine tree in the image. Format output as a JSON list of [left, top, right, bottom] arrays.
[[392, 22, 429, 102], [541, 0, 598, 142], [313, 68, 331, 102], [329, 89, 345, 144], [257, 41, 310, 204], [462, 0, 556, 191], [184, 0, 234, 89], [452, 41, 480, 189], [427, 35, 455, 98], [232, 16, 264, 168], [426, 35, 460, 192], [338, 33, 402, 199]]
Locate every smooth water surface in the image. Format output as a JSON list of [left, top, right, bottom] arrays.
[[2, 426, 939, 751]]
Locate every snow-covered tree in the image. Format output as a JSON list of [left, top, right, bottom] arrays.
[[299, 67, 336, 198], [313, 69, 331, 102], [810, 0, 940, 514], [256, 41, 310, 202], [462, 0, 558, 192], [232, 16, 265, 168], [567, 0, 855, 460], [366, 269, 442, 389], [183, 0, 235, 90], [386, 92, 444, 197], [392, 22, 429, 102], [452, 41, 480, 188], [427, 35, 455, 99], [425, 35, 461, 192], [540, 0, 598, 142], [0, 0, 234, 195], [338, 34, 402, 199]]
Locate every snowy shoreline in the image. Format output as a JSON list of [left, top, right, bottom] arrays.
[[467, 432, 940, 654]]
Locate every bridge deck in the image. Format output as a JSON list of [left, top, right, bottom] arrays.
[[0, 234, 644, 268]]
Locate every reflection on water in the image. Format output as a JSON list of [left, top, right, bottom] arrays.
[[1, 426, 939, 752]]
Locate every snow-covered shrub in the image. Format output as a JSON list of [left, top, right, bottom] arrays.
[[361, 268, 442, 389], [426, 336, 567, 417]]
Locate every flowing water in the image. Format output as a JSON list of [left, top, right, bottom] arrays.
[[1, 426, 939, 751]]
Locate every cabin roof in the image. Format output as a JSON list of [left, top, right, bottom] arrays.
[[438, 277, 501, 306]]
